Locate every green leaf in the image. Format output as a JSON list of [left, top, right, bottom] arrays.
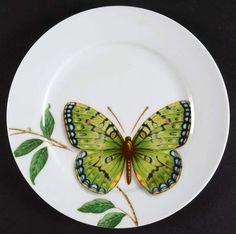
[[40, 104, 55, 138], [30, 147, 48, 185], [14, 139, 43, 157], [78, 199, 115, 213], [97, 212, 126, 228]]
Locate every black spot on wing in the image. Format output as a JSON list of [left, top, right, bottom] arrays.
[[75, 152, 108, 194], [64, 103, 78, 147], [92, 157, 111, 180], [179, 101, 191, 146]]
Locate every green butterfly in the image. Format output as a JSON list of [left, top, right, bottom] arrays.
[[64, 101, 191, 194]]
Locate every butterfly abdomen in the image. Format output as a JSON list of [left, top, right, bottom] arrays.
[[122, 136, 135, 185]]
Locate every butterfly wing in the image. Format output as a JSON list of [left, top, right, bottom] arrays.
[[64, 102, 125, 194], [132, 100, 191, 194]]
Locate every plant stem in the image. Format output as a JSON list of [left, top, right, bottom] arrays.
[[9, 128, 72, 151], [116, 207, 137, 225], [116, 186, 138, 226], [10, 128, 139, 226]]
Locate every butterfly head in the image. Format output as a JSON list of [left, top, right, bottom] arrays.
[[125, 136, 132, 142]]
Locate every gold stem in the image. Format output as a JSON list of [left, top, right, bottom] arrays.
[[116, 207, 136, 224], [116, 186, 138, 226], [9, 128, 72, 151], [9, 128, 138, 225]]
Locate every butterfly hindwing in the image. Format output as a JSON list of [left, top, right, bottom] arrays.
[[132, 149, 182, 194], [75, 150, 125, 194], [64, 102, 125, 194], [133, 101, 191, 194]]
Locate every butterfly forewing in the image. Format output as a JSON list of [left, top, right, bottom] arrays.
[[132, 101, 191, 194], [64, 102, 125, 194], [133, 101, 191, 148]]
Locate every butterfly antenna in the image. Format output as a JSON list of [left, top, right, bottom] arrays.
[[107, 107, 126, 134], [131, 106, 149, 134]]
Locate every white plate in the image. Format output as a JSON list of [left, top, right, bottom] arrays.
[[7, 6, 229, 228]]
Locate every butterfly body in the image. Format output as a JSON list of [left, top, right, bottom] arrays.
[[122, 136, 134, 184], [64, 100, 191, 194]]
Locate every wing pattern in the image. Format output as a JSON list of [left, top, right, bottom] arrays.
[[64, 102, 125, 194], [133, 101, 191, 194], [64, 101, 191, 194]]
